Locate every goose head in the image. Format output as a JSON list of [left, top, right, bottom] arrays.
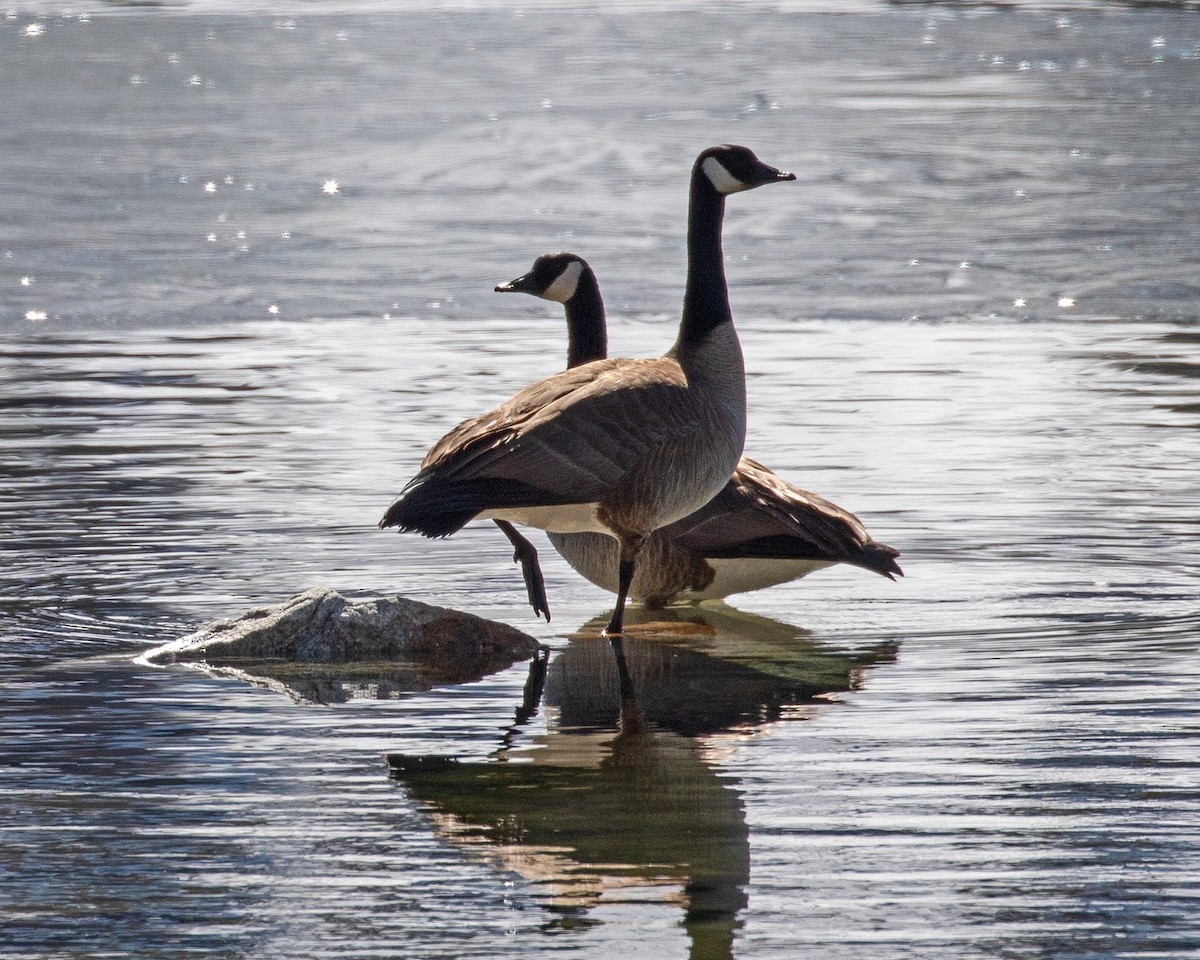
[[697, 143, 796, 195], [496, 252, 606, 368], [495, 252, 590, 304]]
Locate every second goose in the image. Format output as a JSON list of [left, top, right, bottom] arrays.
[[496, 251, 903, 607]]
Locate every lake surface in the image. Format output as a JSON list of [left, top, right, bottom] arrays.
[[2, 3, 1199, 958]]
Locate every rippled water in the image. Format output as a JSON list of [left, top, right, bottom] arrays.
[[2, 4, 1199, 959]]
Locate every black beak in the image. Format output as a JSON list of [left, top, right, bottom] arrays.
[[758, 162, 796, 186], [495, 273, 534, 294]]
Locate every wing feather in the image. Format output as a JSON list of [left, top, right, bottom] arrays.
[[417, 357, 703, 502], [667, 457, 903, 577]]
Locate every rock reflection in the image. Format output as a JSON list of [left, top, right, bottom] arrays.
[[388, 605, 897, 958], [160, 652, 533, 706]]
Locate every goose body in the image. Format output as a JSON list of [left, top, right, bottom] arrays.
[[401, 346, 745, 537], [495, 252, 902, 608], [381, 145, 796, 634]]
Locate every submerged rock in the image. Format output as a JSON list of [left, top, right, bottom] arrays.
[[141, 587, 541, 704]]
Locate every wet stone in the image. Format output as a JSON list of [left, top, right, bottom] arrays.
[[141, 587, 540, 704]]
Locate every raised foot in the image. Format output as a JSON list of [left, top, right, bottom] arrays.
[[494, 520, 551, 622]]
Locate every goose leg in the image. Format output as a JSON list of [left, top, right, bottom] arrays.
[[603, 558, 635, 636], [603, 536, 643, 636], [493, 520, 551, 622]]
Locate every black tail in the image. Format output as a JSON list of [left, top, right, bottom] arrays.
[[856, 542, 903, 581], [379, 472, 578, 539], [700, 533, 904, 580], [379, 473, 481, 538]]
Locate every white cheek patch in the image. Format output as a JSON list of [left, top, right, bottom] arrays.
[[702, 156, 747, 194], [541, 260, 584, 303]]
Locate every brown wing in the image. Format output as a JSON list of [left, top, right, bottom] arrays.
[[418, 356, 701, 498], [666, 457, 903, 578], [382, 356, 724, 537]]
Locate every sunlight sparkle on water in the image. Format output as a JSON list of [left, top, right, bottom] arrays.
[[4, 12, 1200, 956]]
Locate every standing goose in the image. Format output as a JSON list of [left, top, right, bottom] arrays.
[[497, 252, 902, 607], [380, 144, 795, 635], [486, 253, 609, 621]]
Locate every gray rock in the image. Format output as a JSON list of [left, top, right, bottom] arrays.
[[140, 587, 541, 704]]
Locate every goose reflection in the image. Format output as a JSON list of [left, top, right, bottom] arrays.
[[387, 606, 896, 959], [547, 605, 896, 736]]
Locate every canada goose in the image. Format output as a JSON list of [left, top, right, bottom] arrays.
[[380, 144, 795, 635], [497, 252, 903, 606]]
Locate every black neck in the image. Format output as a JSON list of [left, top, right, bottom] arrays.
[[564, 268, 608, 368], [678, 172, 732, 347]]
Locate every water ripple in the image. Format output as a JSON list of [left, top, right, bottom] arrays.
[[3, 6, 1200, 957]]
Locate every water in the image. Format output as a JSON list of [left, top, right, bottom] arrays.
[[2, 4, 1199, 958]]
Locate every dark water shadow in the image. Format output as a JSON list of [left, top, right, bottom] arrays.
[[549, 605, 897, 737], [387, 605, 898, 959], [148, 650, 537, 706], [1087, 328, 1200, 419]]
